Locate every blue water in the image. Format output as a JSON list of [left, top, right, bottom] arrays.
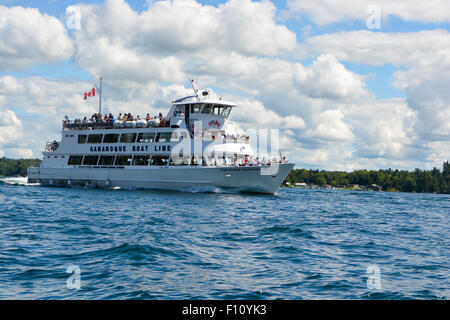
[[0, 177, 448, 299]]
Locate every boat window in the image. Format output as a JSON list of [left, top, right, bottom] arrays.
[[201, 104, 212, 114], [120, 133, 137, 143], [213, 105, 223, 115], [171, 131, 188, 141], [83, 156, 99, 165], [173, 105, 184, 116], [222, 106, 232, 117], [115, 155, 132, 166], [88, 134, 103, 144], [191, 104, 202, 113], [151, 155, 170, 166], [156, 132, 172, 143], [78, 135, 87, 144], [169, 132, 181, 142], [99, 156, 115, 166], [68, 156, 83, 165], [137, 132, 155, 143], [103, 134, 119, 143], [133, 155, 150, 166], [171, 154, 190, 166]]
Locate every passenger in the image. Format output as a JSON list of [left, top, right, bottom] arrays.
[[123, 114, 128, 122], [118, 113, 123, 121], [179, 110, 185, 118], [146, 114, 151, 121], [158, 112, 163, 120], [136, 115, 141, 121]]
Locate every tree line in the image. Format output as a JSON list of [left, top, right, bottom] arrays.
[[285, 161, 450, 194], [0, 157, 42, 177]]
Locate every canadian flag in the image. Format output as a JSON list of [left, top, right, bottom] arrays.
[[83, 87, 95, 100]]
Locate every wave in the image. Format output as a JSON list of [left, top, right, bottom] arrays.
[[0, 176, 40, 186]]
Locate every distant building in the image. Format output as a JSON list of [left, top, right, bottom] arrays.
[[295, 182, 307, 187], [369, 184, 383, 191]]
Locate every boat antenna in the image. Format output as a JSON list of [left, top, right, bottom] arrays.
[[189, 77, 200, 102], [94, 77, 102, 115]]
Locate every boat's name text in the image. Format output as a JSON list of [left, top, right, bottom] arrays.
[[90, 145, 172, 153]]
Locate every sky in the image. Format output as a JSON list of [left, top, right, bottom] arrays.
[[0, 0, 449, 171]]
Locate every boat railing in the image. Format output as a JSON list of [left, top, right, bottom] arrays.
[[62, 120, 250, 143], [63, 119, 170, 131]]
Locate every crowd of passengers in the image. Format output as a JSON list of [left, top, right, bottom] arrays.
[[65, 112, 165, 125], [221, 156, 288, 166], [195, 129, 250, 143], [172, 156, 287, 166]]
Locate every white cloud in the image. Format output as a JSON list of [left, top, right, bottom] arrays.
[[295, 30, 450, 168], [343, 99, 417, 160], [286, 0, 450, 25], [394, 54, 450, 140], [138, 0, 296, 56], [71, 0, 297, 84], [0, 96, 25, 156], [0, 6, 73, 71], [305, 109, 355, 142], [230, 97, 306, 130], [293, 54, 366, 100], [299, 30, 450, 67]]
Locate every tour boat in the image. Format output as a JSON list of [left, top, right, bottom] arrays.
[[27, 80, 294, 194]]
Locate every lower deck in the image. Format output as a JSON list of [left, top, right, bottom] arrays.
[[27, 163, 294, 194]]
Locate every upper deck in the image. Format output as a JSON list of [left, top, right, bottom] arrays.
[[63, 118, 168, 131], [63, 90, 238, 133]]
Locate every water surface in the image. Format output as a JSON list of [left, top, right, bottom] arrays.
[[0, 177, 448, 299]]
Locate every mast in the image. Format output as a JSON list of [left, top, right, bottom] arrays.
[[189, 78, 199, 102]]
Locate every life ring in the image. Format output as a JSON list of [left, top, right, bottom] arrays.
[[160, 119, 166, 127]]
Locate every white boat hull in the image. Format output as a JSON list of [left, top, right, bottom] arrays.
[[27, 163, 294, 194]]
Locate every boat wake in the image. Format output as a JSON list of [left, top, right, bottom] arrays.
[[177, 185, 244, 194], [115, 185, 246, 195], [0, 176, 41, 186]]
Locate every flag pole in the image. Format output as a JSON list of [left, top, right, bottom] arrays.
[[99, 77, 102, 115], [94, 77, 102, 115]]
